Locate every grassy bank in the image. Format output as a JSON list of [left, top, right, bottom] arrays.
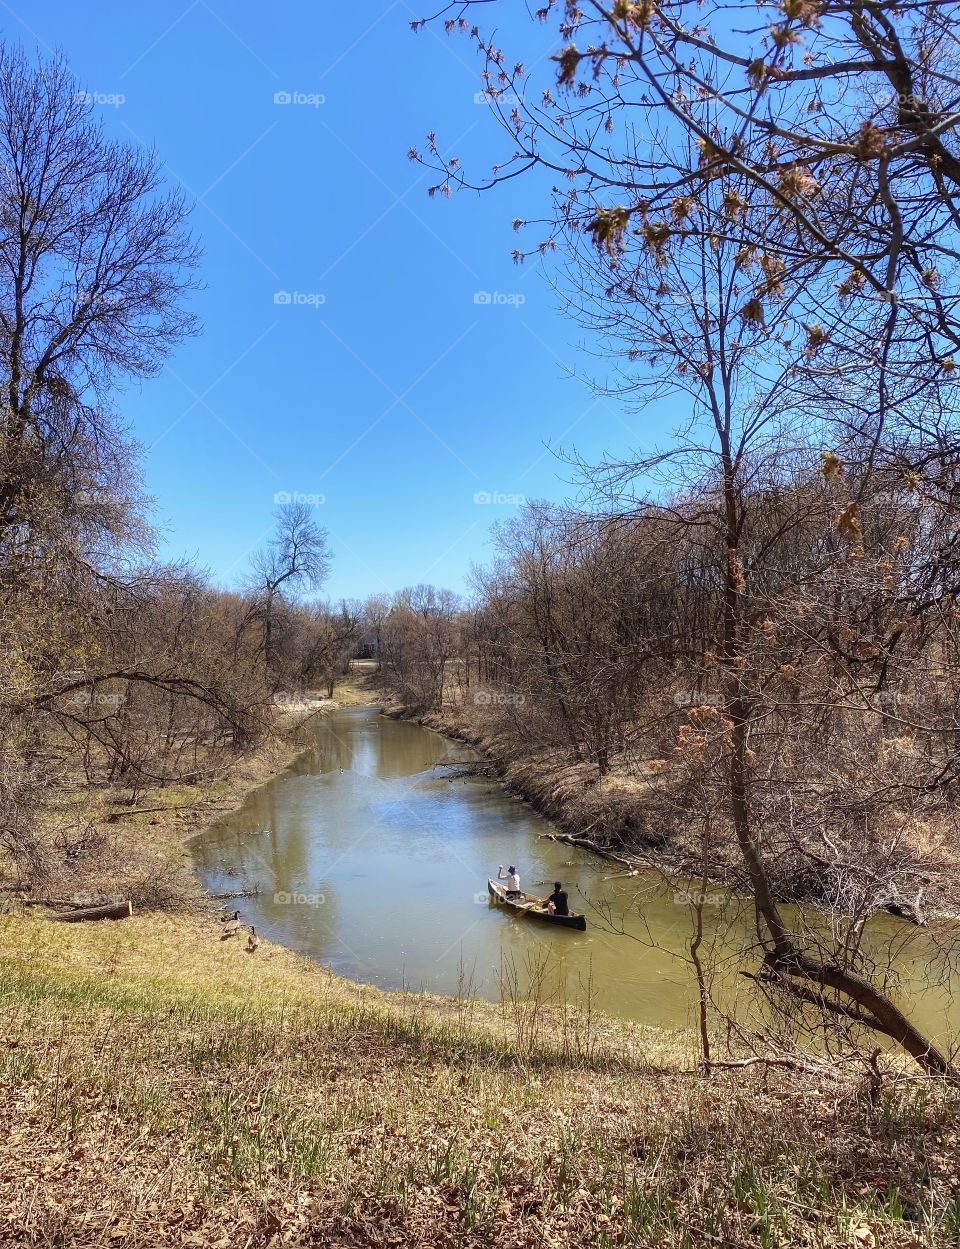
[[3, 907, 960, 1247]]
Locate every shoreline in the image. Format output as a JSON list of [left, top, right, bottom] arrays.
[[161, 683, 385, 913], [380, 700, 751, 886], [381, 699, 945, 925], [3, 682, 380, 920], [1, 685, 955, 1246]]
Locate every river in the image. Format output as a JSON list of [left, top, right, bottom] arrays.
[[192, 706, 960, 1042]]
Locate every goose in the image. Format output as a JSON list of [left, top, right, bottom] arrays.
[[246, 926, 259, 953], [220, 910, 241, 939]]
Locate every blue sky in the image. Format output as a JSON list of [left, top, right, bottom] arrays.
[[10, 2, 659, 601]]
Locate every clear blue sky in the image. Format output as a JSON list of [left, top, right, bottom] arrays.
[[11, 2, 661, 601]]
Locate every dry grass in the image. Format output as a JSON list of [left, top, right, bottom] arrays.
[[332, 662, 384, 707], [1, 909, 959, 1248]]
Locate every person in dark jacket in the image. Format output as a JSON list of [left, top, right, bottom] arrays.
[[545, 882, 569, 916]]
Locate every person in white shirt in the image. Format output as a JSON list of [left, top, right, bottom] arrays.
[[497, 864, 522, 898]]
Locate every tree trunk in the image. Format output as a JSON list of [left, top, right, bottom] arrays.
[[779, 952, 956, 1077], [718, 448, 956, 1079]]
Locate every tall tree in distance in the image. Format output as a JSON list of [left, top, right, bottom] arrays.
[[250, 502, 331, 687]]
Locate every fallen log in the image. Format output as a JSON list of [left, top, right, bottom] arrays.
[[702, 1056, 824, 1075], [435, 760, 499, 780], [881, 887, 926, 927], [51, 900, 133, 923], [105, 805, 190, 823], [539, 831, 639, 870]]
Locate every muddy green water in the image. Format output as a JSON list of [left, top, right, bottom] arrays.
[[192, 707, 960, 1041]]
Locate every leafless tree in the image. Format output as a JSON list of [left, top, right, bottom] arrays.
[[412, 0, 960, 1076], [363, 593, 392, 670], [414, 2, 960, 431], [0, 45, 201, 878], [249, 503, 331, 686], [301, 599, 366, 697], [380, 586, 462, 710], [0, 46, 198, 575]]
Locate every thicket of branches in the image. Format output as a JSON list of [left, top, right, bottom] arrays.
[[0, 48, 368, 888], [406, 0, 960, 1073]]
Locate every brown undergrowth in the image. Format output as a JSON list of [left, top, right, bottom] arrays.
[[5, 672, 381, 919]]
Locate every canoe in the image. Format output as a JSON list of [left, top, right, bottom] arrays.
[[487, 879, 587, 931]]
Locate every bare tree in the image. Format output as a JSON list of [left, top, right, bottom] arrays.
[[249, 503, 331, 687], [0, 45, 200, 877], [301, 599, 366, 697], [0, 46, 198, 572], [380, 586, 462, 710], [411, 0, 960, 1076], [363, 593, 392, 670], [415, 2, 960, 399]]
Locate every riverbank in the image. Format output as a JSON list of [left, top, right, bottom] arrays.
[[381, 701, 743, 884], [7, 677, 381, 919], [3, 905, 959, 1247], [382, 699, 950, 920], [3, 679, 959, 1245], [8, 709, 317, 917]]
